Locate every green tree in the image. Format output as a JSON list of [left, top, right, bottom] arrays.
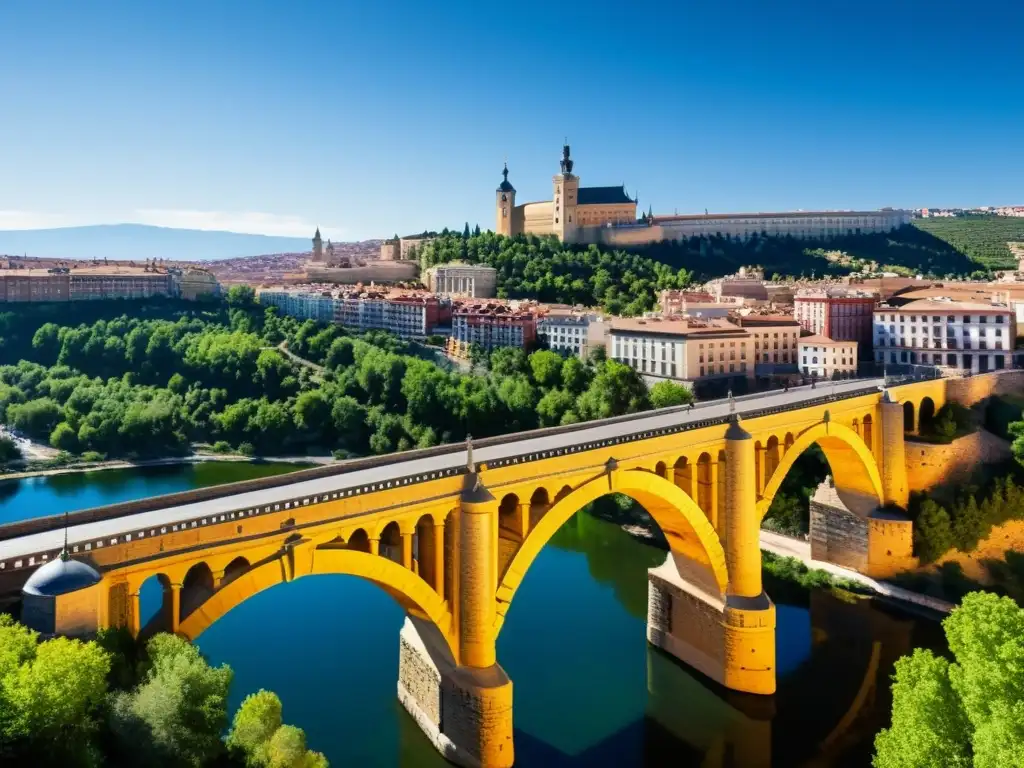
[[914, 498, 954, 563], [226, 285, 257, 308], [561, 356, 591, 395], [649, 380, 694, 409], [7, 397, 62, 437], [109, 633, 233, 767], [49, 421, 79, 453], [0, 632, 111, 766], [576, 361, 649, 420], [875, 591, 1024, 768], [0, 435, 21, 464], [536, 388, 575, 427], [528, 350, 564, 389]]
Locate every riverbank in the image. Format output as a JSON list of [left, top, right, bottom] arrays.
[[593, 500, 955, 614], [0, 452, 331, 482]]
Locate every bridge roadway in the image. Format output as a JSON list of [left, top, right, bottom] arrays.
[[0, 377, 885, 570]]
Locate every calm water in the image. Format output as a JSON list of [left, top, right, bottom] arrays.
[[2, 466, 947, 767], [0, 461, 304, 525]]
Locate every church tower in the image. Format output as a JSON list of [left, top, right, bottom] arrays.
[[496, 163, 516, 237], [552, 143, 579, 243], [312, 227, 324, 262]]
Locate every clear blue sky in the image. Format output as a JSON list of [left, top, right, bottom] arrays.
[[1, 0, 1022, 241]]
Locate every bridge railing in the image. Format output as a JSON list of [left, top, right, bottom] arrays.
[[0, 379, 886, 543]]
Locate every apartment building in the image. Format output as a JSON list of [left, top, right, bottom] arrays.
[[798, 336, 859, 379], [794, 289, 876, 349], [0, 267, 215, 303], [872, 299, 1017, 374], [609, 317, 752, 382], [537, 309, 607, 359], [733, 315, 802, 373], [258, 287, 446, 338], [449, 301, 537, 356]]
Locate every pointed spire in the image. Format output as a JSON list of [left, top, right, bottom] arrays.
[[60, 507, 70, 562]]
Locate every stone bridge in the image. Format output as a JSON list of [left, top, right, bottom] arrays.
[[0, 375, 973, 767]]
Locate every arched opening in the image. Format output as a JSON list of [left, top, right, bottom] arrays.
[[379, 521, 401, 564], [673, 456, 691, 498], [180, 562, 215, 622], [498, 493, 521, 537], [765, 436, 781, 485], [696, 453, 713, 518], [221, 556, 250, 588], [902, 401, 915, 434], [138, 572, 171, 634], [654, 461, 667, 480], [529, 487, 550, 530], [414, 514, 437, 588], [498, 493, 524, 580], [760, 422, 884, 536], [784, 432, 795, 455], [919, 397, 936, 432], [554, 485, 572, 504], [496, 470, 730, 637], [862, 415, 873, 449], [347, 528, 370, 553], [716, 450, 727, 525]]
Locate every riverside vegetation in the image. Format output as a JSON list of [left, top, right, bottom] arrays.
[[0, 616, 326, 767], [0, 291, 692, 464]]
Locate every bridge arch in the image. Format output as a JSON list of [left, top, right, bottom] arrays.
[[757, 420, 883, 519], [176, 548, 454, 654], [495, 468, 728, 634]]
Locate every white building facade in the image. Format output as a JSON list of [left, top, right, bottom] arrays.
[[873, 299, 1016, 374], [654, 209, 910, 242], [537, 311, 607, 359], [798, 335, 859, 379]]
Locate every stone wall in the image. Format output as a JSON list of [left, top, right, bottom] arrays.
[[397, 618, 514, 768], [810, 482, 868, 572], [947, 369, 1024, 407], [905, 430, 1011, 493]]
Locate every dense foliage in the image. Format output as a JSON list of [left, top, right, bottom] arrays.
[[761, 445, 829, 536], [910, 474, 1024, 564], [0, 299, 675, 460], [418, 227, 987, 316], [913, 215, 1024, 271], [0, 619, 324, 767], [874, 591, 1024, 768]]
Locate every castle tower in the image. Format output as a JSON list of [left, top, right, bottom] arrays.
[[312, 227, 323, 263], [496, 163, 516, 237], [552, 143, 578, 243]]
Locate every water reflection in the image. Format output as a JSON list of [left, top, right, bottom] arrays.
[[0, 461, 305, 524]]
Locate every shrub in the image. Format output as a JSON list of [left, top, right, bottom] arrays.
[[237, 442, 255, 457], [211, 440, 232, 454], [914, 499, 955, 563]]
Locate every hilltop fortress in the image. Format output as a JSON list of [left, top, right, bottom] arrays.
[[496, 144, 910, 247]]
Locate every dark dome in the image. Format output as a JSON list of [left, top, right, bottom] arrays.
[[23, 556, 101, 598]]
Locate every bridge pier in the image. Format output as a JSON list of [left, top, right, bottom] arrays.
[[398, 470, 514, 768], [647, 417, 776, 695]]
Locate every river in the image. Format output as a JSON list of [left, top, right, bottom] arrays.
[[0, 465, 947, 767]]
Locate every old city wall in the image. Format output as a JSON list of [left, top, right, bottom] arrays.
[[905, 431, 1012, 493]]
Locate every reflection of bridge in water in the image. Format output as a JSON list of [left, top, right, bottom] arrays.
[[1, 376, 959, 767]]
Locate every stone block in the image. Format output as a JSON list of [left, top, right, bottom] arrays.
[[398, 618, 513, 768]]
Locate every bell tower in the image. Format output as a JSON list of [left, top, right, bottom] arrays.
[[312, 227, 323, 262], [552, 143, 579, 243], [496, 162, 516, 237]]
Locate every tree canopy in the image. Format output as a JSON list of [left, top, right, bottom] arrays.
[[874, 591, 1024, 768]]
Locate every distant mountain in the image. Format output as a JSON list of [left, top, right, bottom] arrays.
[[0, 224, 317, 261]]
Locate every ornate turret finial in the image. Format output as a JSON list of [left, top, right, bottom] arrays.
[[560, 141, 573, 175], [466, 434, 475, 473], [728, 388, 736, 413], [502, 163, 509, 181], [60, 507, 70, 562]]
